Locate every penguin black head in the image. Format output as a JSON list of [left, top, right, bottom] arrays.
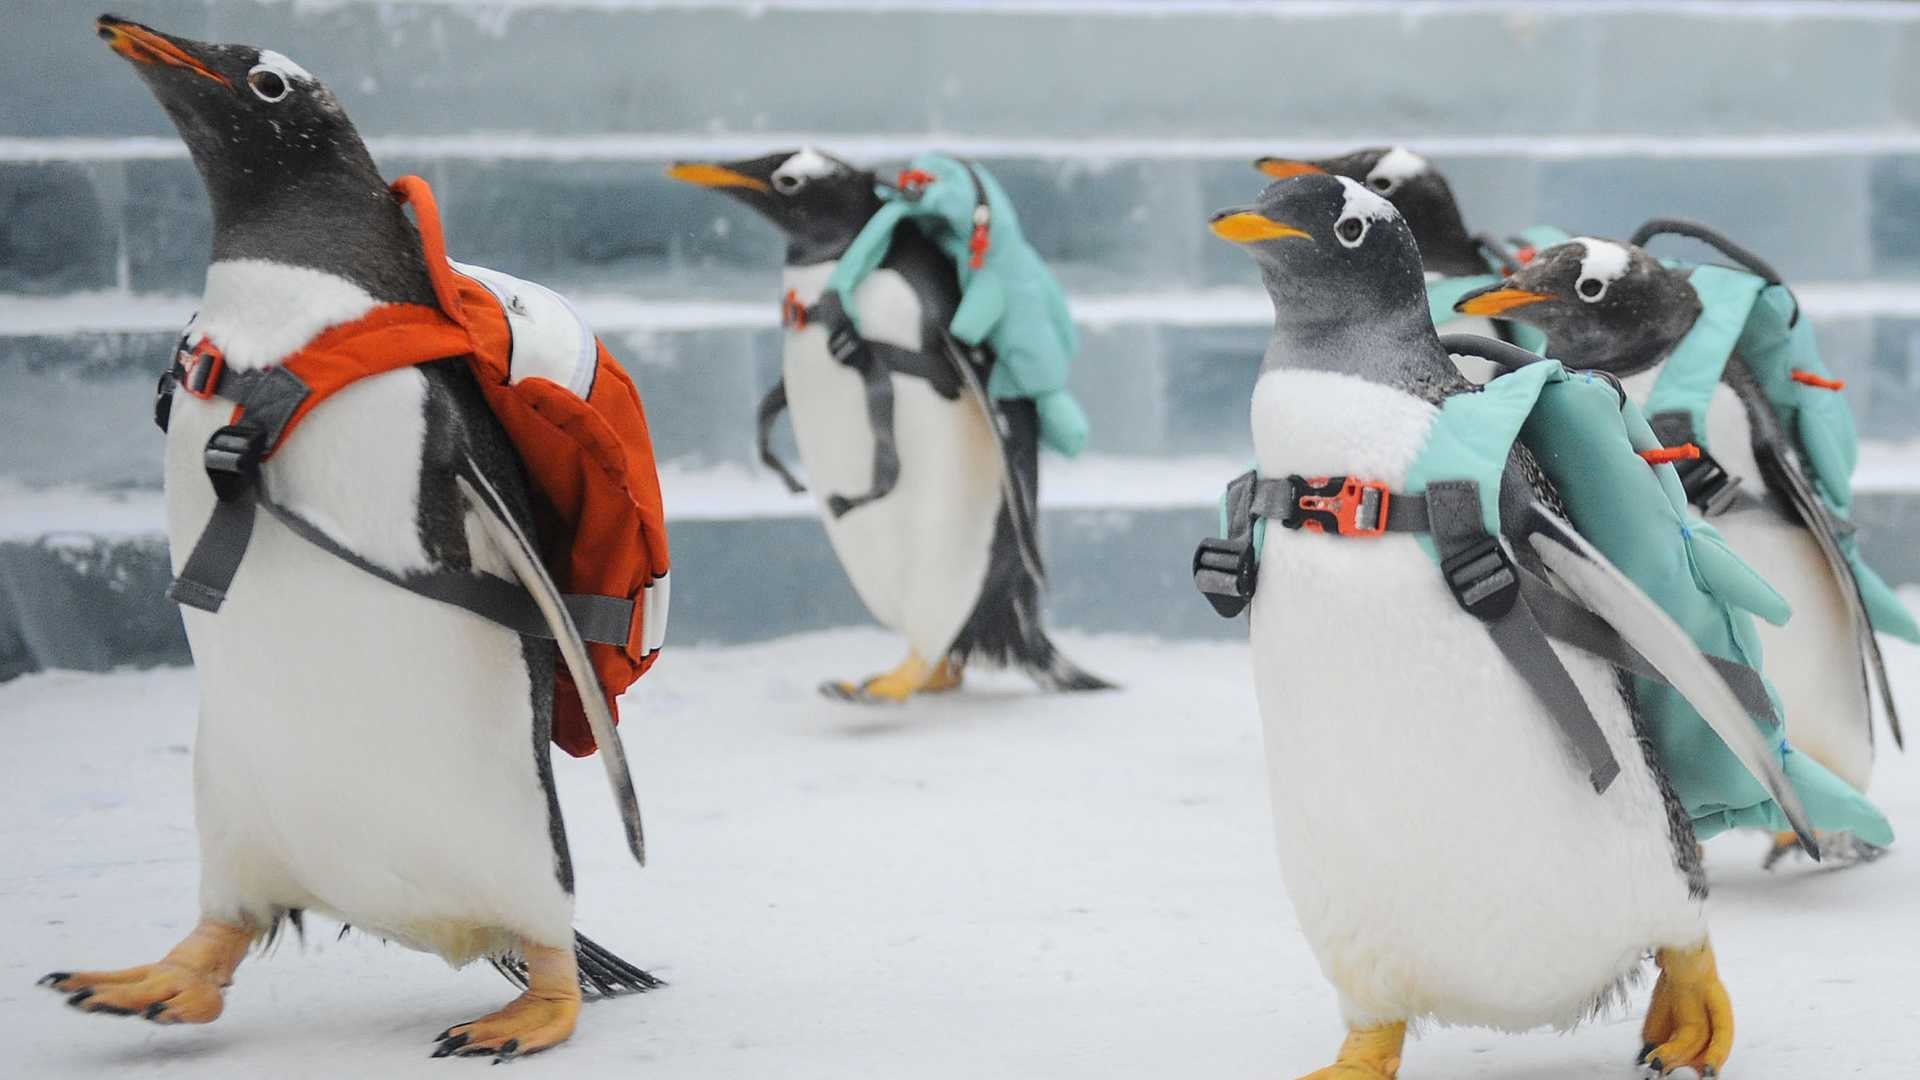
[[1454, 238, 1703, 376], [1212, 173, 1456, 389], [667, 149, 880, 265], [1254, 147, 1481, 277], [98, 14, 428, 302]]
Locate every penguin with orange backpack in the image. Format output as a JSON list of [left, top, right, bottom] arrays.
[[43, 15, 670, 1062]]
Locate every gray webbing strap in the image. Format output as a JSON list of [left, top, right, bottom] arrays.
[[1426, 481, 1622, 794], [168, 479, 633, 647], [255, 494, 633, 645], [1516, 569, 1780, 729], [1647, 410, 1758, 517], [756, 379, 806, 494], [166, 495, 259, 612], [809, 292, 902, 519]]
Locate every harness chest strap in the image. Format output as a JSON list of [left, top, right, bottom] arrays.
[[1196, 470, 1779, 794], [161, 316, 640, 651], [770, 288, 965, 519]]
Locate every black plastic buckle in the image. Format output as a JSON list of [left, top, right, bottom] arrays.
[[203, 424, 266, 502], [154, 367, 178, 433], [826, 322, 870, 369], [1193, 536, 1257, 618], [1672, 452, 1743, 516], [1441, 535, 1520, 621]]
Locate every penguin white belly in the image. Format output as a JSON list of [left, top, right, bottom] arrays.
[[1624, 373, 1872, 790], [166, 342, 572, 962], [1247, 369, 1704, 1032], [779, 262, 1003, 660]]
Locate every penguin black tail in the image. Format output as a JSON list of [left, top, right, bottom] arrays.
[[490, 931, 664, 999], [1022, 631, 1116, 694]]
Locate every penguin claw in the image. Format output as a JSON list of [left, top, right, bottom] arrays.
[[431, 1034, 471, 1058], [37, 972, 70, 988]]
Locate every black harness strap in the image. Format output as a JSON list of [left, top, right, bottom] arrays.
[[1425, 480, 1621, 793], [756, 380, 807, 495], [1647, 410, 1757, 517], [161, 345, 635, 646]]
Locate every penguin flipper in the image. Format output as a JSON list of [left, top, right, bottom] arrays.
[[1755, 437, 1903, 751], [490, 932, 663, 1000], [455, 462, 647, 867], [1521, 503, 1818, 855]]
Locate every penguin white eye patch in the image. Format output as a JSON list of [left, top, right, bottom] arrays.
[[246, 50, 309, 103]]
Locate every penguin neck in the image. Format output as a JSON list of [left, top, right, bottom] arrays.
[[1261, 286, 1466, 404], [202, 149, 435, 308], [1399, 190, 1483, 277], [783, 196, 886, 268]]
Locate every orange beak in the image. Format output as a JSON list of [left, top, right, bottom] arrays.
[[1209, 211, 1311, 244], [665, 162, 771, 192], [1455, 287, 1554, 317], [96, 16, 231, 88], [1254, 158, 1326, 180]]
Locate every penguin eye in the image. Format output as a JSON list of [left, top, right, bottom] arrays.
[[1576, 276, 1608, 302], [1368, 175, 1396, 194], [1335, 216, 1368, 248], [772, 173, 804, 195], [247, 67, 290, 103]]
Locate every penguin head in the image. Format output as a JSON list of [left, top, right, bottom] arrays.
[[1454, 238, 1702, 375], [1254, 147, 1478, 274], [1212, 172, 1430, 324], [98, 15, 375, 208], [667, 148, 880, 264]]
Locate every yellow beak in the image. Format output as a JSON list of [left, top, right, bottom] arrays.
[[1209, 212, 1312, 244], [665, 163, 770, 192]]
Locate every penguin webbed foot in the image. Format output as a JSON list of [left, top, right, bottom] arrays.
[[39, 919, 253, 1025], [1637, 943, 1733, 1078], [435, 942, 581, 1062], [1295, 1021, 1404, 1080], [1762, 829, 1887, 870], [818, 653, 963, 704]]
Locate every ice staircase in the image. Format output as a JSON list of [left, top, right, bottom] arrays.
[[6, 0, 1920, 674]]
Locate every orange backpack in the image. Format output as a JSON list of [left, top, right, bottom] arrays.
[[164, 176, 668, 757]]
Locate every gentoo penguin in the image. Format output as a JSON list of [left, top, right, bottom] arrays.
[[668, 151, 1107, 702], [1459, 239, 1881, 864], [1216, 173, 1730, 1078], [45, 16, 653, 1060], [1256, 147, 1492, 277]]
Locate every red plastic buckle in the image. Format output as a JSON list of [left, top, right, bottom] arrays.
[[1513, 245, 1538, 266], [969, 221, 990, 270], [1639, 443, 1702, 466], [179, 338, 225, 399], [1295, 476, 1392, 537], [896, 168, 937, 199], [781, 289, 809, 331]]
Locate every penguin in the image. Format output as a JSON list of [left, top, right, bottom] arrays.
[[1214, 173, 1731, 1078], [1255, 146, 1523, 379], [44, 16, 654, 1061], [668, 151, 1108, 702], [1458, 238, 1882, 865]]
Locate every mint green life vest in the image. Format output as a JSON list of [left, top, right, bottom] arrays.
[[1644, 263, 1920, 645], [1423, 225, 1570, 351], [1205, 356, 1892, 845]]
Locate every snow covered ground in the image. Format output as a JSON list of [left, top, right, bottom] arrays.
[[3, 628, 1918, 1078]]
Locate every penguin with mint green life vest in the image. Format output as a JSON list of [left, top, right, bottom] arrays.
[[668, 150, 1107, 702], [1460, 231, 1916, 865], [1255, 147, 1565, 381], [1192, 169, 1839, 1079]]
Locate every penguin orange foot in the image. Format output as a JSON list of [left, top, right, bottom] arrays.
[[1762, 829, 1885, 869], [1637, 943, 1733, 1078], [432, 942, 580, 1061], [1297, 1022, 1405, 1080], [820, 653, 962, 703], [41, 919, 253, 1023]]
